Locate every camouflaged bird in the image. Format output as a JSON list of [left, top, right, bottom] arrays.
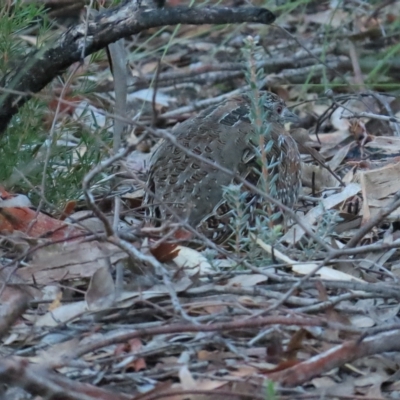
[[144, 91, 301, 242]]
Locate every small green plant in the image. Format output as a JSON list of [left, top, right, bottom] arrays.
[[222, 183, 251, 255], [222, 183, 283, 266], [217, 36, 286, 262], [300, 204, 343, 259], [264, 380, 277, 400]]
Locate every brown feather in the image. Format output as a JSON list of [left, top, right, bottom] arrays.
[[144, 91, 301, 243]]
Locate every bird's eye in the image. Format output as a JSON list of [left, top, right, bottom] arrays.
[[276, 105, 283, 114]]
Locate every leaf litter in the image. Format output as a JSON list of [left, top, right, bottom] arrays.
[[2, 0, 400, 399]]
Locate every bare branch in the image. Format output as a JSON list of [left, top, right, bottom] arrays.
[[0, 5, 275, 134]]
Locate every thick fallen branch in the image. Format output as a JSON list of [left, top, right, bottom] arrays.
[[266, 329, 400, 387], [0, 357, 131, 400], [0, 4, 275, 134]]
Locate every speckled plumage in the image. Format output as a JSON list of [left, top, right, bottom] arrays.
[[144, 91, 301, 241]]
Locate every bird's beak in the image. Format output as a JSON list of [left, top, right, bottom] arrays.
[[282, 108, 300, 123]]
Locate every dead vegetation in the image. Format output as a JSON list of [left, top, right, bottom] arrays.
[[1, 0, 400, 399]]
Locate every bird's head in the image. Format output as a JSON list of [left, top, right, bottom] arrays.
[[261, 91, 299, 125]]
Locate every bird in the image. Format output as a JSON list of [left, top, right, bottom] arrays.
[[143, 91, 301, 244]]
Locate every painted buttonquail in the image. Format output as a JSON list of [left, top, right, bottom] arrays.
[[144, 91, 301, 243]]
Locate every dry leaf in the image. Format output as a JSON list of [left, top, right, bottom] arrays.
[[172, 246, 214, 276], [254, 236, 365, 282], [17, 241, 127, 285], [86, 267, 116, 310], [282, 183, 361, 244]]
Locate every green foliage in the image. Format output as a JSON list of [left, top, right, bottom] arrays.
[[0, 1, 49, 197], [300, 204, 343, 259], [223, 184, 251, 252], [1, 106, 110, 208], [222, 183, 282, 266], [0, 1, 46, 73], [264, 380, 277, 400], [0, 1, 109, 210], [216, 37, 286, 263]]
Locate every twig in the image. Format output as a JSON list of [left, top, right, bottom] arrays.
[[0, 5, 276, 133], [66, 315, 331, 362], [160, 58, 349, 120], [107, 236, 197, 324], [82, 144, 138, 237], [350, 111, 400, 124]]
